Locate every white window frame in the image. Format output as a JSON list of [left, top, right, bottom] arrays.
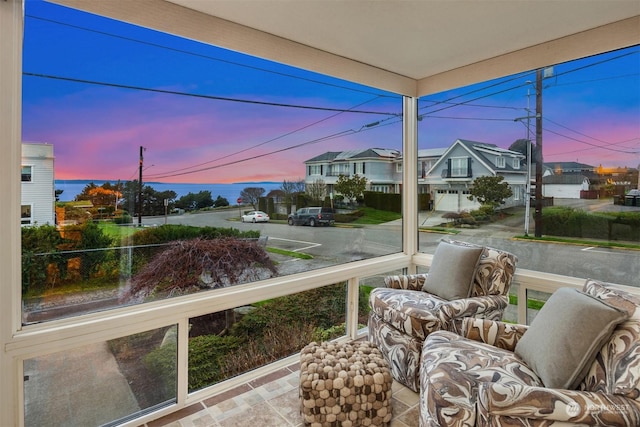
[[495, 157, 505, 168], [309, 164, 322, 175], [21, 204, 32, 225], [21, 165, 32, 182], [450, 157, 467, 177], [512, 158, 520, 169]]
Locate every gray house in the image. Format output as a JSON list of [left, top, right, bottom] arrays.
[[423, 139, 527, 212], [304, 148, 402, 196], [543, 174, 590, 199], [305, 141, 527, 212]]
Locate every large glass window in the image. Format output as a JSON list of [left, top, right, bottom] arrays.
[[418, 46, 640, 288], [24, 326, 178, 426], [21, 2, 403, 323]]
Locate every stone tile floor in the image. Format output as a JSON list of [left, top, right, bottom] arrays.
[[145, 363, 419, 427]]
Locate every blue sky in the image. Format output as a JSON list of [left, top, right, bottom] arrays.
[[21, 1, 640, 184]]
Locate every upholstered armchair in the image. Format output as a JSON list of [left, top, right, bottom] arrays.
[[368, 239, 517, 391], [420, 279, 640, 427]]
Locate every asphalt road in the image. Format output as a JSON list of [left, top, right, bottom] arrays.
[[144, 204, 640, 288]]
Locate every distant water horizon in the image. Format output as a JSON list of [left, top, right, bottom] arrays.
[[55, 179, 283, 203]]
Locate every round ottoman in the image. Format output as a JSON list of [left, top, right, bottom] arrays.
[[299, 341, 392, 427]]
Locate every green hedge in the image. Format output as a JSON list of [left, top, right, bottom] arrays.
[[363, 191, 401, 213], [542, 207, 640, 241]]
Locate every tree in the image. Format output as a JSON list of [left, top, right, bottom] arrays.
[[280, 179, 305, 210], [239, 187, 265, 209], [508, 139, 540, 166], [467, 175, 513, 212], [305, 179, 327, 205], [122, 237, 277, 303], [121, 181, 176, 217], [75, 181, 123, 210], [176, 191, 214, 211], [213, 195, 229, 208], [73, 221, 115, 280], [334, 174, 367, 205]]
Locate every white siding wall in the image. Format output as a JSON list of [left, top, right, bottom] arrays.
[[543, 184, 583, 199], [21, 143, 55, 226]]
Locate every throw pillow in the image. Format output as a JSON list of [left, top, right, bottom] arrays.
[[422, 240, 484, 300], [515, 287, 628, 389]]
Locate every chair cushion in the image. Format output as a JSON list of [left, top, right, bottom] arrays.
[[579, 279, 640, 401], [515, 287, 628, 390], [369, 288, 444, 341], [421, 330, 543, 426], [422, 240, 484, 300]]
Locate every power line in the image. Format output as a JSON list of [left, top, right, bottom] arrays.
[[547, 138, 640, 157], [545, 117, 620, 146], [417, 49, 639, 119], [26, 13, 396, 99], [145, 96, 389, 179], [553, 73, 640, 87], [419, 115, 514, 122], [420, 99, 521, 110], [544, 128, 639, 154], [147, 129, 357, 179], [23, 72, 399, 116]]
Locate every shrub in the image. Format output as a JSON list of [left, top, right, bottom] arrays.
[[144, 342, 177, 399], [114, 214, 133, 224], [542, 207, 640, 241], [187, 334, 242, 391], [21, 224, 67, 294], [334, 210, 364, 223], [229, 283, 363, 338]]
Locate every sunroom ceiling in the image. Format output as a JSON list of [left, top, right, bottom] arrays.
[[165, 0, 638, 81], [51, 0, 639, 95]]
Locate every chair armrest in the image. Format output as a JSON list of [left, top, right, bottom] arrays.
[[438, 295, 507, 325], [460, 317, 528, 351], [384, 274, 428, 291], [478, 382, 640, 426]]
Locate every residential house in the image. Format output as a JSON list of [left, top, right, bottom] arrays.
[[424, 139, 526, 212], [544, 161, 595, 175], [304, 148, 402, 196], [542, 173, 590, 199], [21, 142, 55, 226]]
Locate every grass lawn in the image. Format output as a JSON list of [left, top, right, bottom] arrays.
[[98, 222, 140, 239], [350, 207, 401, 224]]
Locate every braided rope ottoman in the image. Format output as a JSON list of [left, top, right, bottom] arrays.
[[299, 341, 392, 427]]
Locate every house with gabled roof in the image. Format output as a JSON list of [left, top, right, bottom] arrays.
[[544, 161, 594, 175], [423, 139, 527, 212], [542, 173, 590, 198], [304, 148, 402, 196]]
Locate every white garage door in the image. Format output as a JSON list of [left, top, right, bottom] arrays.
[[434, 190, 480, 212], [435, 190, 458, 211]]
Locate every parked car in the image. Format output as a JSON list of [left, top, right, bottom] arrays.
[[288, 207, 335, 227], [241, 210, 270, 223]]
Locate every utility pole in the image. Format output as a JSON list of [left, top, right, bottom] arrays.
[[138, 146, 144, 226], [513, 85, 536, 236], [525, 87, 532, 236], [534, 69, 543, 238]]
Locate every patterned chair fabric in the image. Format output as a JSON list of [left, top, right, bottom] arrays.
[[368, 240, 517, 391], [419, 279, 640, 427]]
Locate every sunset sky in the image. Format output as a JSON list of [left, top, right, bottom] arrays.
[[22, 1, 640, 184]]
